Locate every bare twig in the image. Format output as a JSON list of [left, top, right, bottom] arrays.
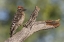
[[5, 6, 60, 42]]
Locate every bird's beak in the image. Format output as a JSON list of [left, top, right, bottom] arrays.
[[23, 9, 26, 11]]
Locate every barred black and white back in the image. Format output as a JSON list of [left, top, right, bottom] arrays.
[[10, 6, 26, 37]]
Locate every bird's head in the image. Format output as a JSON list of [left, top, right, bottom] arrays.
[[17, 6, 26, 12]]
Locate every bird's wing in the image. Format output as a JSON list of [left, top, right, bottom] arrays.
[[10, 13, 22, 30]]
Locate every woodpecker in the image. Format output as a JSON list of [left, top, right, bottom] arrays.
[[10, 6, 26, 37]]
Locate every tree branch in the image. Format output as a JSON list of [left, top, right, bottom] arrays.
[[23, 6, 40, 28], [5, 6, 60, 42]]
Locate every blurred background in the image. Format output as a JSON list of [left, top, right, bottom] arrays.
[[0, 0, 64, 42]]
